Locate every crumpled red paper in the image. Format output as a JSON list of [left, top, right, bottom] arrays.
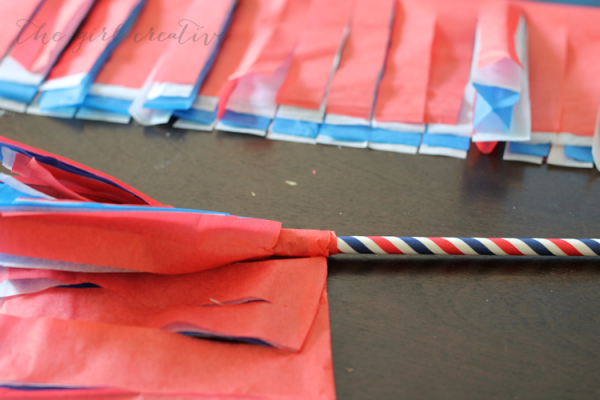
[[11, 152, 147, 204], [0, 136, 163, 206]]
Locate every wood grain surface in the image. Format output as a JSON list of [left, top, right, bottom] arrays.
[[1, 112, 599, 399]]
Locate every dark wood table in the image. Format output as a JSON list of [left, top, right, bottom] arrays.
[[2, 112, 599, 399]]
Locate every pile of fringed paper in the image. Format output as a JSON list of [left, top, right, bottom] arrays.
[[0, 134, 340, 398], [1, 0, 600, 169]]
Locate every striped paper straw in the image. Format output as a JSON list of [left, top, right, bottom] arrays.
[[337, 237, 600, 257]]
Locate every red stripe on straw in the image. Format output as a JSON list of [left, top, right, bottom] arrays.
[[491, 238, 524, 256], [547, 239, 583, 256], [428, 237, 464, 255], [367, 236, 403, 254]]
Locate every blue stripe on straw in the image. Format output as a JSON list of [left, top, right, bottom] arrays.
[[519, 239, 553, 256], [401, 237, 434, 255], [342, 237, 374, 254], [460, 238, 496, 255], [580, 239, 600, 256]]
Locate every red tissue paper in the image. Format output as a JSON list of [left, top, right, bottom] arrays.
[[0, 135, 339, 399], [0, 262, 336, 399]]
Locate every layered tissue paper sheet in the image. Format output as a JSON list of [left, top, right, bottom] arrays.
[[0, 263, 336, 400], [2, 0, 600, 166]]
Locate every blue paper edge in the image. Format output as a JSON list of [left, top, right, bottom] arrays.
[[422, 133, 471, 151], [369, 128, 423, 147], [0, 385, 87, 391], [319, 124, 372, 143], [271, 118, 321, 139], [0, 81, 38, 104], [179, 331, 272, 347], [81, 94, 132, 115], [173, 107, 217, 125], [0, 197, 229, 216], [508, 141, 551, 157], [220, 110, 271, 130], [564, 145, 594, 163]]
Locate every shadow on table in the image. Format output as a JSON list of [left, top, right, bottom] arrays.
[[328, 254, 600, 278], [327, 254, 600, 400]]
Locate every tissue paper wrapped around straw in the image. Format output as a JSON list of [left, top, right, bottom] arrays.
[[0, 136, 337, 275]]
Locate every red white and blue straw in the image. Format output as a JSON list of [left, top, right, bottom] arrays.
[[337, 237, 600, 257]]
